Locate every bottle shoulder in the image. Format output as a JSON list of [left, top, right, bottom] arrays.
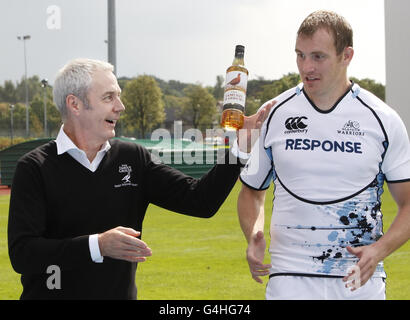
[[226, 65, 248, 75]]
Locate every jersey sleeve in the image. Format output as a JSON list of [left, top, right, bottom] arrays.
[[382, 110, 410, 182], [240, 119, 275, 190]]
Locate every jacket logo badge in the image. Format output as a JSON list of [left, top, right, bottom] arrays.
[[114, 164, 138, 188]]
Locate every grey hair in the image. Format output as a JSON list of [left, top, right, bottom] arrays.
[[53, 58, 114, 119]]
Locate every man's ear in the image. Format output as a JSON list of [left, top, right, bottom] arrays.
[[343, 47, 354, 66], [66, 94, 81, 116]]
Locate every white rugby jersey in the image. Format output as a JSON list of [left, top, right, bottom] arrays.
[[240, 83, 410, 278]]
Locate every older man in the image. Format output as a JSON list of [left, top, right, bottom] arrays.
[[8, 58, 271, 299]]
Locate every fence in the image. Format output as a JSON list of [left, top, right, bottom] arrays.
[[0, 137, 223, 186]]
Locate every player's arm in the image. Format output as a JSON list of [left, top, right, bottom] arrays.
[[345, 181, 410, 289], [375, 181, 410, 258], [238, 184, 271, 283]]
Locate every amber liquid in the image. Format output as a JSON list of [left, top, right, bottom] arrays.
[[221, 108, 244, 131], [221, 64, 248, 130]]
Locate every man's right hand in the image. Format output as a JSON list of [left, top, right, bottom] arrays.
[[246, 231, 271, 283], [98, 226, 152, 263]]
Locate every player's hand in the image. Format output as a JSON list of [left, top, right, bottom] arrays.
[[246, 231, 272, 284], [237, 101, 275, 153], [98, 226, 152, 263], [343, 245, 381, 290]]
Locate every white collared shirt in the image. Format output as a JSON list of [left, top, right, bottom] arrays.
[[55, 125, 110, 263], [231, 138, 251, 160], [55, 126, 111, 172]]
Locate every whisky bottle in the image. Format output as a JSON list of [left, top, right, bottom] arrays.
[[221, 45, 248, 130]]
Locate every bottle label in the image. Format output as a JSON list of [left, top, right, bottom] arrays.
[[223, 71, 248, 109]]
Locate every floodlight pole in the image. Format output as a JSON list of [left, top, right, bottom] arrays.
[[9, 104, 15, 145], [108, 0, 117, 76], [17, 35, 31, 137], [41, 79, 48, 137]]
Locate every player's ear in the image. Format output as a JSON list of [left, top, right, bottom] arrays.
[[343, 47, 354, 66]]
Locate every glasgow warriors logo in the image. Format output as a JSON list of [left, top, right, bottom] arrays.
[[284, 116, 308, 134], [337, 120, 364, 136]]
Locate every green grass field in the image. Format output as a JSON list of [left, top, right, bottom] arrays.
[[0, 182, 409, 300]]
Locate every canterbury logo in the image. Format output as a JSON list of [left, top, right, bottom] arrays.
[[285, 117, 308, 130]]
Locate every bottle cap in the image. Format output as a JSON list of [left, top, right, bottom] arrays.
[[235, 45, 245, 57]]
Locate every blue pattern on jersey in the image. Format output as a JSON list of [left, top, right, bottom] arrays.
[[262, 147, 276, 189], [311, 141, 388, 274]]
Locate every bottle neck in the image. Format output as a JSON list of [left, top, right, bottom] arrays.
[[233, 56, 245, 66]]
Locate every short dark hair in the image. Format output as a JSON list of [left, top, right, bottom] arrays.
[[297, 10, 353, 55]]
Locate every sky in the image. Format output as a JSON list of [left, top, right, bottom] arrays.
[[0, 0, 386, 88]]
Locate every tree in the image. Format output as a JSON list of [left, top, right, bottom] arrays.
[[30, 87, 62, 137], [121, 75, 165, 138], [15, 75, 43, 103], [350, 77, 385, 101], [180, 84, 217, 130], [213, 75, 225, 101], [0, 103, 27, 137], [0, 73, 386, 139], [0, 80, 18, 103], [244, 97, 260, 116], [0, 103, 11, 136], [162, 94, 188, 130], [259, 72, 300, 103], [247, 77, 273, 97]]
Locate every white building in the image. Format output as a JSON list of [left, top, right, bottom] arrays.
[[385, 0, 410, 136]]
